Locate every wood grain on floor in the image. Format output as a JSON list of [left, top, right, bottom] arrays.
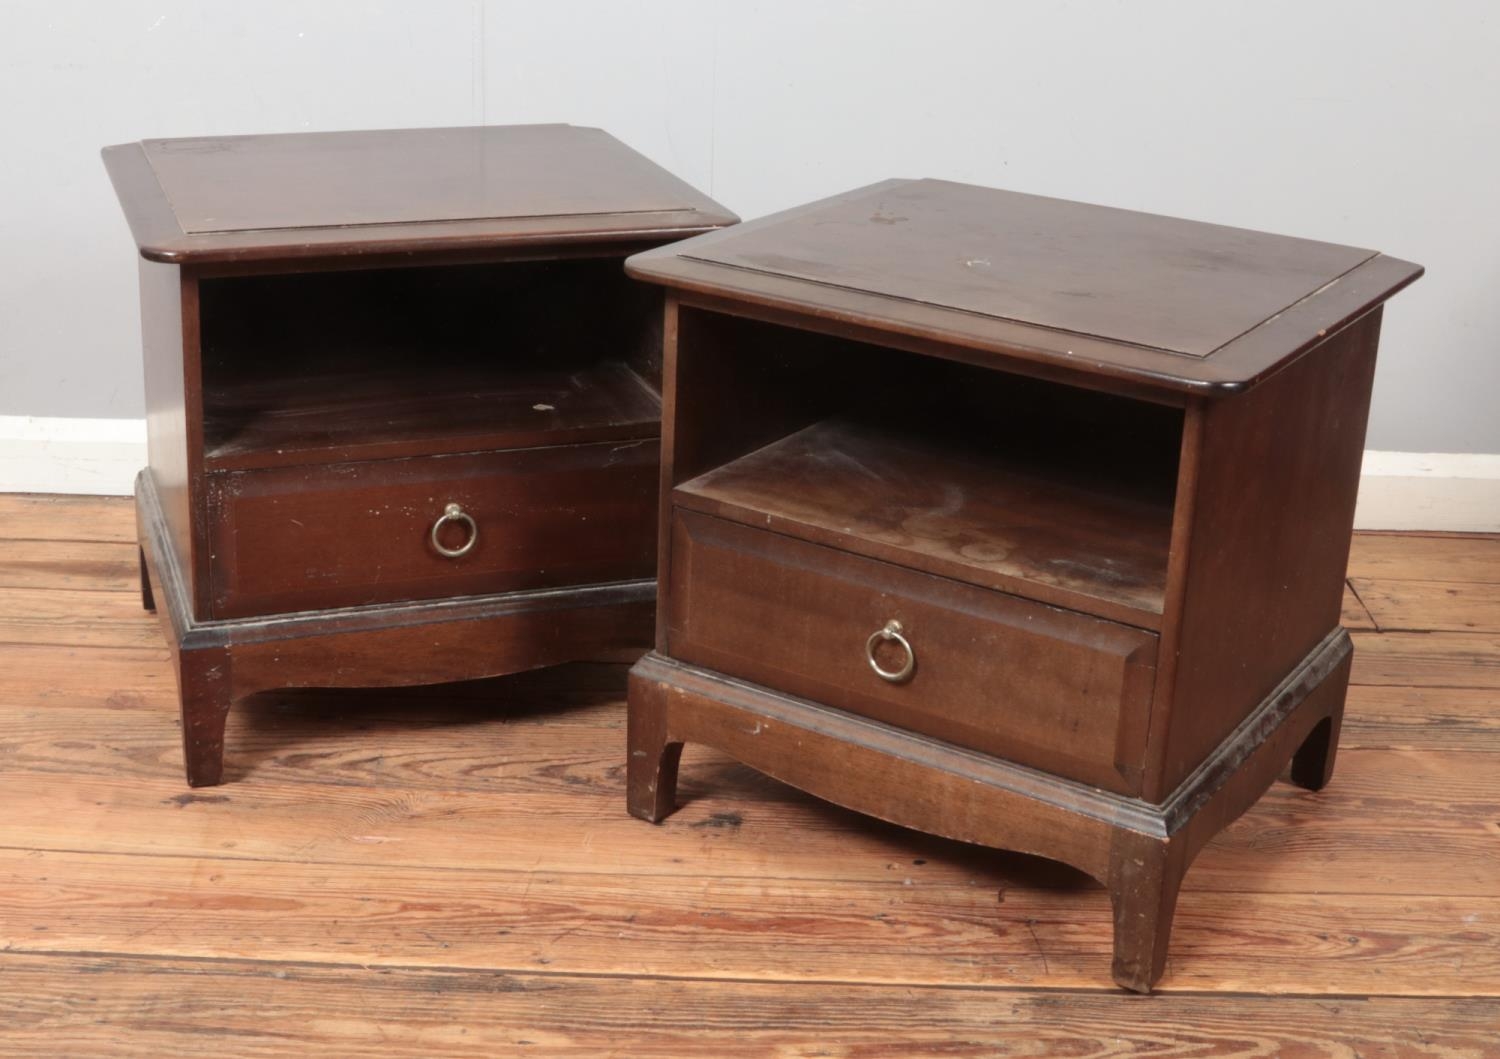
[[0, 493, 1497, 1056]]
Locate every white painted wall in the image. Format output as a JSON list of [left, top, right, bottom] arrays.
[[2, 0, 1498, 457]]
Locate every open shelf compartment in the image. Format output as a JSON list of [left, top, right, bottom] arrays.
[[199, 256, 662, 470], [669, 309, 1182, 630]]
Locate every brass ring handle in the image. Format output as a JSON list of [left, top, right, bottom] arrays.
[[430, 502, 478, 559], [866, 619, 915, 684]]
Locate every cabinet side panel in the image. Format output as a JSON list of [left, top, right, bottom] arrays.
[[653, 297, 682, 652], [1148, 309, 1381, 800], [139, 259, 205, 616]]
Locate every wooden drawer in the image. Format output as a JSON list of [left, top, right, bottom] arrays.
[[207, 439, 658, 619], [666, 510, 1157, 794]]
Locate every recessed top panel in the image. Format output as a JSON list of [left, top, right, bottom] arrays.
[[681, 180, 1373, 359], [104, 125, 735, 264], [145, 124, 704, 232]]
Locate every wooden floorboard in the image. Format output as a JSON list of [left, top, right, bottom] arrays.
[[0, 587, 166, 649], [1348, 532, 1500, 583], [0, 494, 134, 543], [1, 846, 1496, 994], [1, 732, 1496, 898], [1, 494, 1497, 1054], [0, 539, 139, 592], [1351, 631, 1500, 688], [1344, 684, 1500, 750], [1352, 578, 1500, 633], [6, 955, 1496, 1059]]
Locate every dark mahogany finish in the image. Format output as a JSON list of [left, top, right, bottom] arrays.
[[623, 179, 1421, 992], [104, 124, 735, 787]]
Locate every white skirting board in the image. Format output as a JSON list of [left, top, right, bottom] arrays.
[[1354, 451, 1500, 533], [0, 416, 147, 497], [2, 416, 1497, 533]]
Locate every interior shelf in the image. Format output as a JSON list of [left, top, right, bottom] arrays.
[[196, 256, 663, 471], [203, 359, 660, 470], [674, 416, 1175, 629]]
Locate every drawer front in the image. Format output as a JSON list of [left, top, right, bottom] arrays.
[[667, 510, 1157, 794], [208, 439, 658, 618]]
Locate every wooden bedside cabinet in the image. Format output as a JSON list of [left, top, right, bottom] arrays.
[[622, 179, 1422, 991], [103, 124, 735, 788]]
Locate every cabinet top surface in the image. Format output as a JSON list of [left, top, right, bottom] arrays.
[[628, 179, 1421, 394], [103, 124, 736, 265]]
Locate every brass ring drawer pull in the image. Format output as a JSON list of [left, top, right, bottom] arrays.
[[430, 502, 478, 558], [866, 619, 915, 683]]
